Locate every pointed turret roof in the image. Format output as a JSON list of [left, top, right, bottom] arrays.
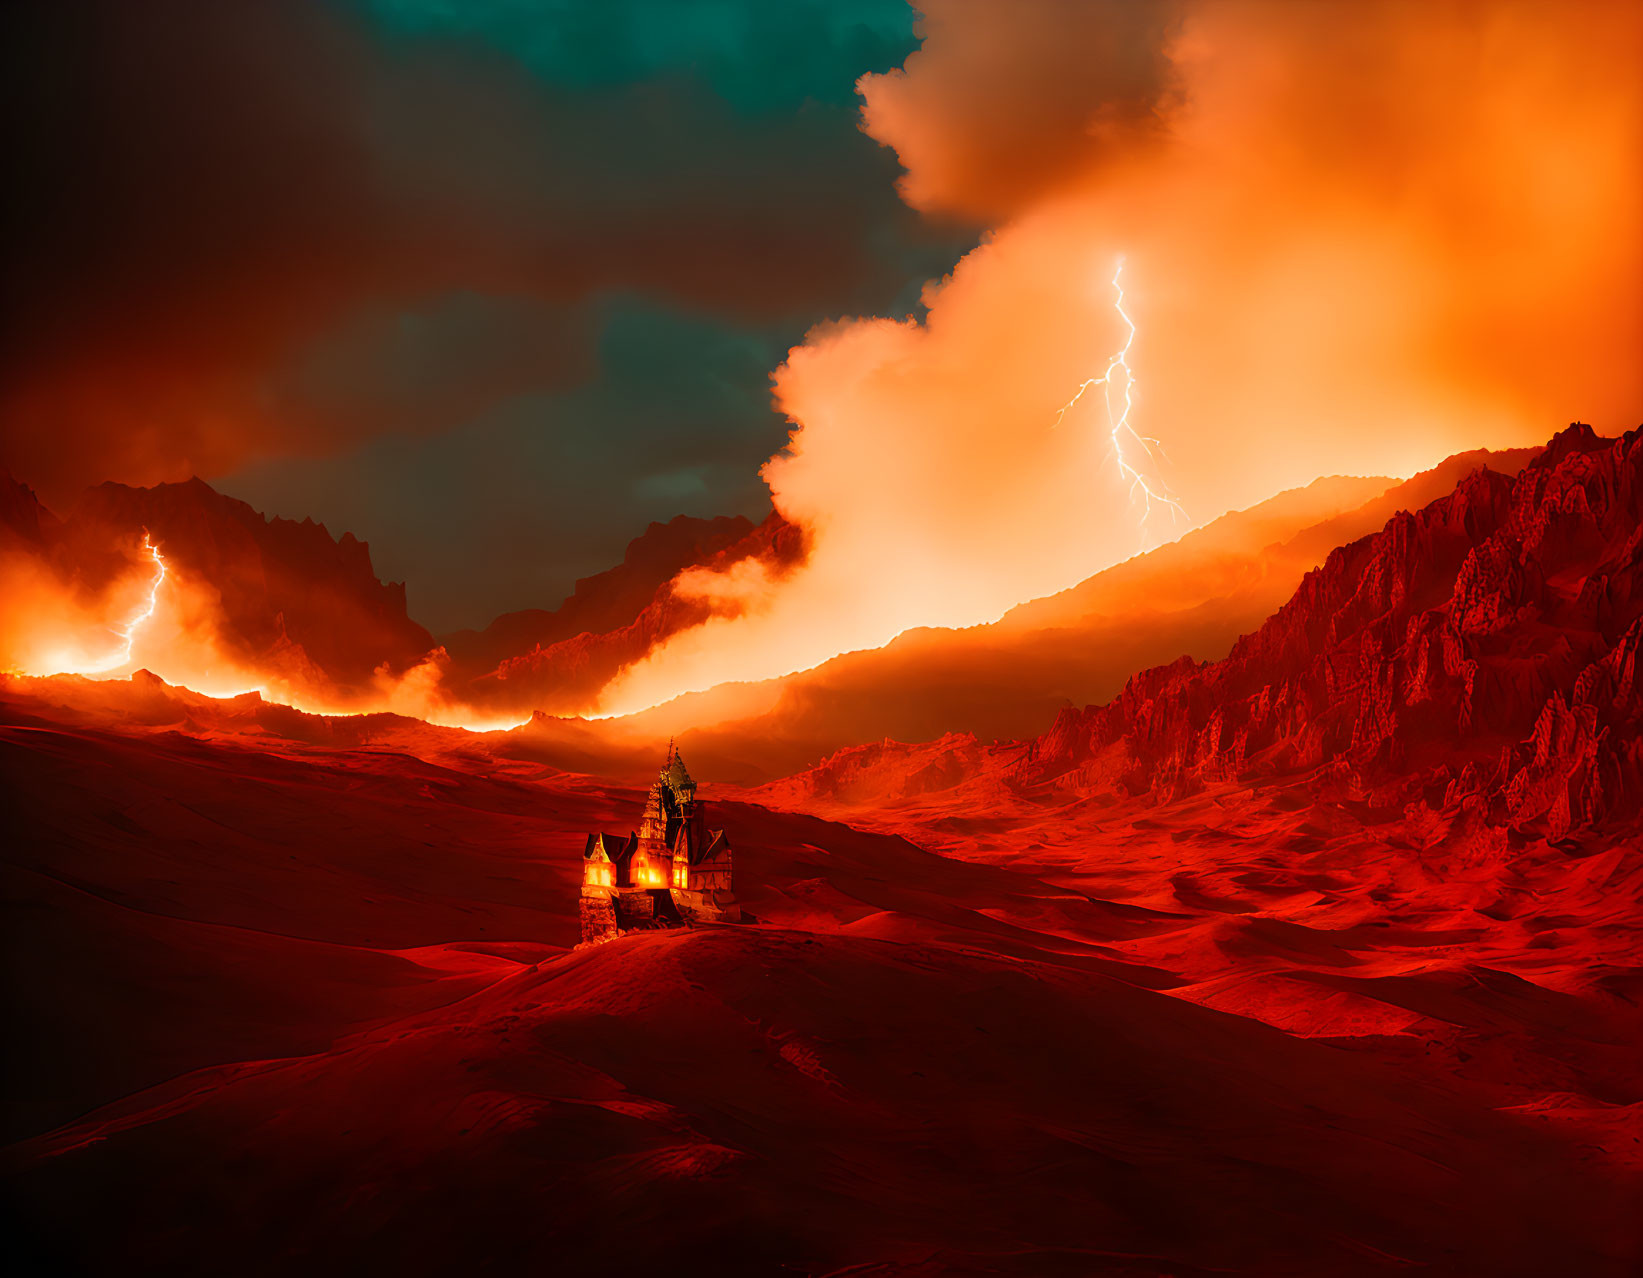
[[661, 741, 696, 797]]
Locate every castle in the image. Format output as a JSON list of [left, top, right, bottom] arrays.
[[579, 745, 739, 944]]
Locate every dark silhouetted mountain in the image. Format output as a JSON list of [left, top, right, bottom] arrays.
[[0, 468, 58, 546], [34, 477, 433, 691], [438, 513, 763, 676], [460, 511, 806, 714]]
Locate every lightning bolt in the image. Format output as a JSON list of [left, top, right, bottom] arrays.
[[109, 530, 167, 669], [1054, 257, 1185, 546]]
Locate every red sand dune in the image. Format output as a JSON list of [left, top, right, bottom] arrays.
[[2, 426, 1640, 1274], [3, 702, 1637, 1275]]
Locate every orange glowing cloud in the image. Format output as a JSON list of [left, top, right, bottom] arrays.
[[596, 0, 1643, 717], [0, 543, 153, 681], [0, 529, 524, 733], [859, 0, 1184, 223], [2, 531, 297, 701]]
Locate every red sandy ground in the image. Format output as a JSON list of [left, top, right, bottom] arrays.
[[2, 679, 1638, 1276], [4, 426, 1640, 1275]]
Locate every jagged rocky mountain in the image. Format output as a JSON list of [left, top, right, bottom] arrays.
[[1021, 425, 1641, 840], [767, 424, 1642, 843]]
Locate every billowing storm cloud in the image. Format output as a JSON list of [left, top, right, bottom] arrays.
[[599, 0, 1643, 716], [0, 0, 942, 511]]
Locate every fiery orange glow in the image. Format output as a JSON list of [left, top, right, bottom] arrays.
[[2, 536, 530, 734], [33, 534, 166, 678], [4, 1, 1639, 734], [1054, 258, 1185, 547], [591, 0, 1643, 720], [101, 530, 169, 672], [3, 532, 174, 681]]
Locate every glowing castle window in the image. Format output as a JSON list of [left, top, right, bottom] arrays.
[[631, 855, 663, 887]]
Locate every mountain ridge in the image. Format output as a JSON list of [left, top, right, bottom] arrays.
[[769, 424, 1642, 849]]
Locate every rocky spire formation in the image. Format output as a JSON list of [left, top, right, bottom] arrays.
[[1026, 424, 1643, 843]]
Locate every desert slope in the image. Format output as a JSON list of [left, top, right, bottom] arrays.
[[9, 924, 1630, 1277], [746, 424, 1643, 1225], [3, 681, 1639, 1272]]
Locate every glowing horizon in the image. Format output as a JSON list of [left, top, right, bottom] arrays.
[[2, 0, 1638, 733]]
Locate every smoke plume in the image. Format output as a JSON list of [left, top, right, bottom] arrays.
[[598, 0, 1643, 716]]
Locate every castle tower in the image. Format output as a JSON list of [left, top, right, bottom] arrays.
[[579, 745, 738, 943]]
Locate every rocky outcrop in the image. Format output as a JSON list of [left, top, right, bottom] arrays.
[[1025, 425, 1643, 840]]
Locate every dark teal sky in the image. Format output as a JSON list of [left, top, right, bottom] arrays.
[[2, 0, 972, 630]]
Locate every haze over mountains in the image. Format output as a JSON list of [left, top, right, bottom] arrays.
[[2, 434, 1537, 765]]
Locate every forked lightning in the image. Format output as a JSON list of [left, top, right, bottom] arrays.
[[1054, 258, 1185, 545]]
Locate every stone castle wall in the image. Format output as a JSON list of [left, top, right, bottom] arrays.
[[579, 893, 621, 944]]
